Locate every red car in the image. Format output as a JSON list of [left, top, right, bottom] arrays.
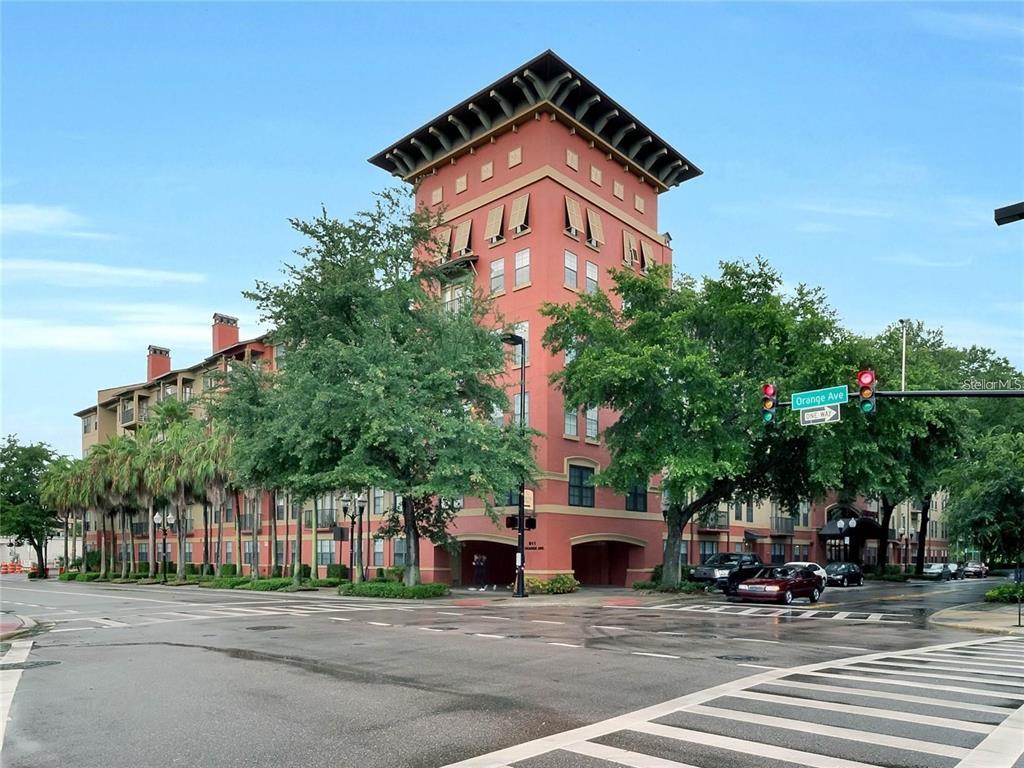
[[735, 566, 822, 605]]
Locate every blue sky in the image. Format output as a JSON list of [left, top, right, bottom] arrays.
[[2, 2, 1022, 457]]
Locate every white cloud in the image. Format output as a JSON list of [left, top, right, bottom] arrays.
[[794, 202, 895, 219], [0, 203, 114, 239], [876, 252, 973, 269], [2, 259, 206, 287]]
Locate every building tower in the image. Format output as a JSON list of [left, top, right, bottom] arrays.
[[370, 51, 702, 587]]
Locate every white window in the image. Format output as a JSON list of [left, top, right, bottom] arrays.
[[225, 541, 233, 564], [511, 322, 529, 367], [514, 249, 530, 286], [585, 261, 598, 294], [393, 537, 407, 566], [374, 488, 384, 514], [585, 406, 599, 440], [373, 538, 385, 567], [513, 392, 530, 428], [490, 258, 505, 293], [243, 541, 254, 564], [442, 283, 468, 313], [564, 251, 578, 288], [317, 540, 334, 565], [564, 408, 578, 437]]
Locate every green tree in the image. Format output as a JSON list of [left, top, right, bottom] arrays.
[[229, 192, 535, 586], [189, 419, 235, 577], [0, 436, 60, 576], [543, 260, 855, 587], [945, 430, 1024, 566], [40, 456, 78, 570]]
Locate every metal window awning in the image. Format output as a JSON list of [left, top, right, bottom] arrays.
[[744, 530, 767, 541]]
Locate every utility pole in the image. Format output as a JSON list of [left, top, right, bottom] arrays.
[[900, 319, 910, 391]]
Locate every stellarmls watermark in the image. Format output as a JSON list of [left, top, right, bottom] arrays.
[[961, 377, 1024, 390]]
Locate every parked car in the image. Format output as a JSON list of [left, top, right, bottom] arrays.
[[825, 561, 864, 587], [963, 561, 988, 578], [784, 561, 828, 590], [736, 566, 822, 604], [692, 553, 764, 590], [923, 562, 960, 581], [947, 563, 964, 580]]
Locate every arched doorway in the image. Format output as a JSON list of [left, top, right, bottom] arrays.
[[452, 535, 516, 589], [570, 534, 646, 587], [820, 506, 884, 565]]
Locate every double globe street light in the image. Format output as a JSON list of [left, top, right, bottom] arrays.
[[153, 510, 176, 583], [835, 517, 857, 562]]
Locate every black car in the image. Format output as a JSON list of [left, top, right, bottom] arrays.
[[825, 562, 864, 587], [692, 553, 764, 590]]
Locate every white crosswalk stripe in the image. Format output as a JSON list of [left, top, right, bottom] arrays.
[[440, 636, 1024, 768], [630, 602, 910, 623]]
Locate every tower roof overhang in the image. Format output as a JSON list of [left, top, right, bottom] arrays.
[[369, 50, 702, 192]]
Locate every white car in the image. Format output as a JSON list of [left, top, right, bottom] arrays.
[[784, 562, 827, 590]]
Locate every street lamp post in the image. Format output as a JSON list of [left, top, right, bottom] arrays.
[[153, 511, 176, 584], [836, 517, 857, 562], [356, 492, 367, 582], [501, 332, 527, 599], [341, 492, 353, 579]]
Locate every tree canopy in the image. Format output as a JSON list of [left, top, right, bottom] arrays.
[[0, 435, 60, 575]]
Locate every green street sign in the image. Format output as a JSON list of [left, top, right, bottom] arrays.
[[791, 385, 849, 411]]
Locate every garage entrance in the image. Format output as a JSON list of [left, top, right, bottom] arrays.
[[456, 538, 516, 589], [570, 535, 646, 587]]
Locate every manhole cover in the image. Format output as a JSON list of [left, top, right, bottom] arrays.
[[245, 625, 292, 631], [716, 655, 760, 662]]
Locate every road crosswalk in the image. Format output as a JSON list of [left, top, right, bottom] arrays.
[[44, 598, 414, 632], [441, 635, 1024, 768], [634, 602, 911, 623]]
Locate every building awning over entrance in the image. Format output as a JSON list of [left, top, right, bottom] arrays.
[[744, 530, 767, 541], [819, 517, 885, 539]]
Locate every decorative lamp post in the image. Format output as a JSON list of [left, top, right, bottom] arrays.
[[500, 331, 527, 599], [356, 492, 367, 582], [341, 492, 353, 578], [153, 510, 176, 584]]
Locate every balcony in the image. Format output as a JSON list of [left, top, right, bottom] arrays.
[[131, 522, 148, 537], [303, 513, 337, 530], [770, 516, 795, 536], [119, 406, 135, 426], [697, 510, 730, 531], [238, 515, 260, 533]]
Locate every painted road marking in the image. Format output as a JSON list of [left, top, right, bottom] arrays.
[[827, 645, 869, 652], [329, 617, 351, 622], [565, 741, 697, 768], [0, 641, 33, 753], [88, 618, 129, 628], [737, 663, 780, 670], [736, 638, 780, 644], [591, 625, 626, 631], [437, 611, 463, 616], [547, 642, 582, 648], [419, 627, 445, 632], [530, 619, 564, 625], [632, 651, 680, 659], [474, 633, 504, 639], [366, 622, 391, 627], [762, 678, 1013, 715]]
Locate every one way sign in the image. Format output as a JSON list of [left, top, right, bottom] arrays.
[[799, 404, 842, 426]]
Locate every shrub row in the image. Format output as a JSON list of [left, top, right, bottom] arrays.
[[307, 578, 341, 588], [235, 578, 296, 592], [632, 579, 708, 593], [338, 580, 450, 599], [523, 574, 581, 595], [197, 576, 250, 589], [985, 583, 1024, 603]]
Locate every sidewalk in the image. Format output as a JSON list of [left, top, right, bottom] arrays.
[[0, 613, 35, 641], [441, 586, 706, 608], [929, 602, 1024, 636]]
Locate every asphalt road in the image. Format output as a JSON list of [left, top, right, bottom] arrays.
[[1, 576, 1018, 768]]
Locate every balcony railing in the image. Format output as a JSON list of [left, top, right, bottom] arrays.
[[120, 406, 135, 425], [239, 515, 260, 533], [697, 510, 730, 531], [131, 522, 148, 537], [770, 516, 795, 535], [304, 513, 338, 530]]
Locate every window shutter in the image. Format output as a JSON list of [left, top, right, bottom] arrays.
[[622, 231, 637, 264], [564, 196, 584, 234], [484, 204, 505, 242], [585, 209, 605, 246], [640, 240, 655, 271], [452, 219, 472, 255], [509, 193, 530, 233], [434, 227, 452, 263]]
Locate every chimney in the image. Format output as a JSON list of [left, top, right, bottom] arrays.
[[212, 313, 240, 352], [147, 345, 172, 381]]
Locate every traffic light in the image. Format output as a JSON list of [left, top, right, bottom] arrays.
[[525, 516, 537, 531], [761, 383, 778, 423], [505, 516, 517, 529], [857, 369, 877, 414]]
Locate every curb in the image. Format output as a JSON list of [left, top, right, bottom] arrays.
[[928, 603, 1024, 636], [0, 615, 36, 642]]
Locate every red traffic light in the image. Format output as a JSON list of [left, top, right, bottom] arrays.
[[857, 370, 876, 387], [762, 383, 777, 397]]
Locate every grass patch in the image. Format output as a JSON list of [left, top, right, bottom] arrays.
[[338, 581, 450, 599], [278, 584, 318, 592], [196, 577, 250, 590], [75, 573, 102, 582]]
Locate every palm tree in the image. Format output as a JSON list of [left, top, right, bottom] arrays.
[[40, 457, 76, 570], [189, 420, 234, 576], [84, 438, 129, 578], [149, 413, 203, 582]]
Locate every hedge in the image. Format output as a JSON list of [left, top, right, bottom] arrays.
[[59, 571, 79, 581], [524, 574, 581, 595], [75, 572, 102, 582], [234, 578, 295, 592], [219, 564, 237, 577], [197, 576, 250, 589], [308, 578, 341, 588], [632, 579, 707, 593], [338, 581, 450, 599], [985, 583, 1024, 603], [326, 564, 349, 580]]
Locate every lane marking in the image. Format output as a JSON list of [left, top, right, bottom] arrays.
[[632, 652, 680, 659], [0, 642, 33, 751], [530, 619, 564, 625], [827, 645, 870, 652], [761, 678, 1012, 715], [591, 625, 626, 631], [737, 663, 780, 670], [565, 741, 697, 768], [547, 642, 582, 648], [367, 622, 391, 627], [658, 631, 688, 636], [437, 611, 463, 616], [88, 618, 129, 628], [900, 654, 1024, 672], [955, 699, 1024, 768], [687, 703, 969, 758], [736, 638, 780, 644], [631, 721, 882, 768], [730, 689, 993, 734], [478, 616, 511, 621], [329, 617, 351, 622], [2, 585, 198, 605], [50, 627, 96, 633], [474, 633, 504, 639], [419, 627, 444, 632]]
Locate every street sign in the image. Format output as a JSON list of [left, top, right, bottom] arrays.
[[799, 404, 842, 426], [791, 385, 849, 411]]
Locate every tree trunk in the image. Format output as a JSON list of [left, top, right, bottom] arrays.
[[293, 496, 303, 585], [659, 485, 730, 588], [71, 511, 79, 569], [176, 499, 186, 582], [63, 515, 69, 571], [915, 495, 932, 576], [217, 497, 225, 577], [121, 510, 130, 580], [250, 490, 260, 581], [403, 496, 421, 587], [270, 491, 279, 577], [148, 502, 157, 578], [234, 491, 243, 578], [129, 511, 137, 577], [108, 513, 116, 575], [33, 540, 47, 578], [311, 496, 319, 580], [876, 495, 898, 573], [202, 500, 210, 577], [283, 492, 290, 579], [99, 512, 108, 578]]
